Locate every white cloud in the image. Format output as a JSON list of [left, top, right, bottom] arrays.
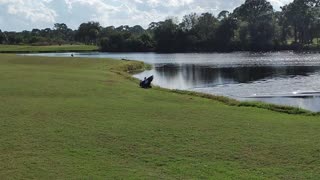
[[65, 0, 118, 12], [269, 0, 293, 9], [0, 0, 294, 31], [0, 0, 56, 24], [145, 0, 194, 7]]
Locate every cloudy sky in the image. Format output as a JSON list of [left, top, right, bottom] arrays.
[[0, 0, 293, 31]]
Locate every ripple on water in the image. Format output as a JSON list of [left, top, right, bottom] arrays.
[[25, 51, 320, 111]]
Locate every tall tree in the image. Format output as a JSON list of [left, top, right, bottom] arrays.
[[152, 19, 179, 52], [218, 10, 231, 20], [194, 13, 219, 44], [53, 23, 74, 43], [281, 0, 319, 44], [233, 0, 275, 50], [0, 30, 4, 44], [77, 21, 101, 44], [180, 13, 199, 32], [215, 13, 238, 51], [129, 25, 145, 34]]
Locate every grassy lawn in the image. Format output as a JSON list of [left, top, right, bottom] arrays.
[[0, 44, 98, 53], [1, 54, 320, 179]]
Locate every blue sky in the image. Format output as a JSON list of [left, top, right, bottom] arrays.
[[0, 0, 293, 31]]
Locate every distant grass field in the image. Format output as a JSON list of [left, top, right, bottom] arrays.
[[1, 54, 320, 179], [0, 44, 98, 53]]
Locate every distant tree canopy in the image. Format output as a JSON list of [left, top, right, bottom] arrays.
[[1, 0, 319, 52], [76, 21, 101, 45]]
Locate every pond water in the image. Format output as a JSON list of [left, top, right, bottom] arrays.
[[27, 52, 320, 112]]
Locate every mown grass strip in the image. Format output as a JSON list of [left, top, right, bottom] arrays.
[[0, 44, 98, 53], [1, 54, 320, 179]]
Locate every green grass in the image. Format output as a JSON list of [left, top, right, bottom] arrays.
[[169, 90, 315, 115], [0, 44, 98, 53], [1, 54, 320, 179]]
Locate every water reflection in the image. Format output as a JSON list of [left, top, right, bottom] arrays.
[[247, 97, 320, 112], [25, 51, 320, 112], [135, 65, 320, 90]]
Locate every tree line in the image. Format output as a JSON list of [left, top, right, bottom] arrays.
[[0, 0, 319, 52]]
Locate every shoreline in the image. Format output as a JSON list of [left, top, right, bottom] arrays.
[[44, 49, 320, 54], [2, 53, 320, 178], [0, 50, 99, 53], [3, 51, 319, 116], [1, 45, 319, 54], [115, 59, 319, 116]]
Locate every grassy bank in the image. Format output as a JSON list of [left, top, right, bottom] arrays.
[[1, 54, 320, 179], [0, 44, 98, 53]]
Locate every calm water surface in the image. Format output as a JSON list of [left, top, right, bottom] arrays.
[[28, 52, 320, 112]]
